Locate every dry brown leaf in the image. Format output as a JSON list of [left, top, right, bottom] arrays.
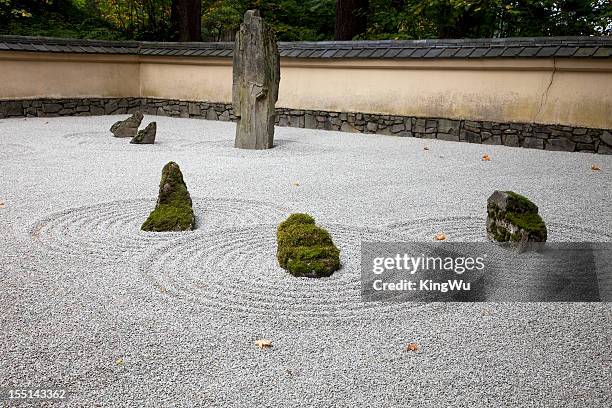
[[434, 232, 446, 241], [0, 201, 5, 209], [255, 339, 273, 349], [482, 154, 491, 161], [293, 182, 300, 186], [405, 343, 419, 352], [115, 357, 124, 365], [423, 146, 429, 151], [591, 165, 601, 171]]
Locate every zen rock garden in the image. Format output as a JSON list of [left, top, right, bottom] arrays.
[[133, 10, 552, 279], [2, 8, 610, 408]]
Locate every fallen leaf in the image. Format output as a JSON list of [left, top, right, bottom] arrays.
[[293, 182, 300, 186], [405, 343, 419, 352], [255, 339, 273, 349], [591, 165, 601, 171], [482, 154, 491, 161], [115, 357, 124, 365], [423, 146, 429, 151], [434, 232, 446, 241], [0, 201, 5, 209]]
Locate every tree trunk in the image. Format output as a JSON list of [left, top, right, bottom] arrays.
[[334, 0, 369, 40], [171, 0, 202, 41]]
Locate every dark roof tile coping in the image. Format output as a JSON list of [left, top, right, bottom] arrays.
[[0, 35, 610, 59]]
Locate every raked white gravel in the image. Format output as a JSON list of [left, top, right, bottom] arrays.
[[1, 115, 611, 407]]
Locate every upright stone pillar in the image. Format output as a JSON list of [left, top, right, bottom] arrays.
[[232, 10, 280, 149]]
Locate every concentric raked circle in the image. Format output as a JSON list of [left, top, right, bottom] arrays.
[[0, 143, 37, 160], [387, 216, 612, 242], [62, 131, 108, 143], [384, 216, 610, 302], [62, 131, 126, 150], [29, 198, 288, 262], [139, 224, 427, 319]]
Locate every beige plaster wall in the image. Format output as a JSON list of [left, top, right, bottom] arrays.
[[278, 59, 612, 129], [1, 51, 610, 128], [139, 57, 233, 102], [0, 52, 140, 99]]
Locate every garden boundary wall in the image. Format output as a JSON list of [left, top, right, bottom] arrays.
[[1, 36, 611, 153]]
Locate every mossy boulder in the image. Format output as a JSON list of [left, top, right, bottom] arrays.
[[486, 191, 547, 250], [277, 213, 340, 278], [141, 162, 195, 232]]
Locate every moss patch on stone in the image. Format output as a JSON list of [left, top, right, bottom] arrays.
[[486, 190, 547, 245], [505, 211, 547, 239], [141, 161, 195, 232], [278, 213, 315, 234], [277, 213, 340, 278], [505, 191, 539, 213]]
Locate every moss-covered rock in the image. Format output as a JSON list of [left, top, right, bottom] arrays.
[[141, 162, 195, 232], [278, 213, 315, 233], [486, 190, 547, 250], [277, 213, 340, 278]]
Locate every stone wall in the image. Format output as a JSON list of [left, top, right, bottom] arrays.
[[1, 97, 610, 154]]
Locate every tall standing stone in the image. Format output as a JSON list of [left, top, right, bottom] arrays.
[[232, 10, 280, 150]]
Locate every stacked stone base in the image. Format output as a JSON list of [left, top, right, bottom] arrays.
[[1, 98, 610, 154]]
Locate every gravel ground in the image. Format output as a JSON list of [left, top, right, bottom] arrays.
[[1, 115, 611, 407]]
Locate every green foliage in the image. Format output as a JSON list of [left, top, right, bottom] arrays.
[[201, 0, 336, 41], [0, 0, 125, 39], [364, 0, 611, 39], [142, 161, 195, 232], [277, 213, 340, 277], [0, 0, 609, 40], [201, 0, 245, 40], [96, 0, 174, 40]]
